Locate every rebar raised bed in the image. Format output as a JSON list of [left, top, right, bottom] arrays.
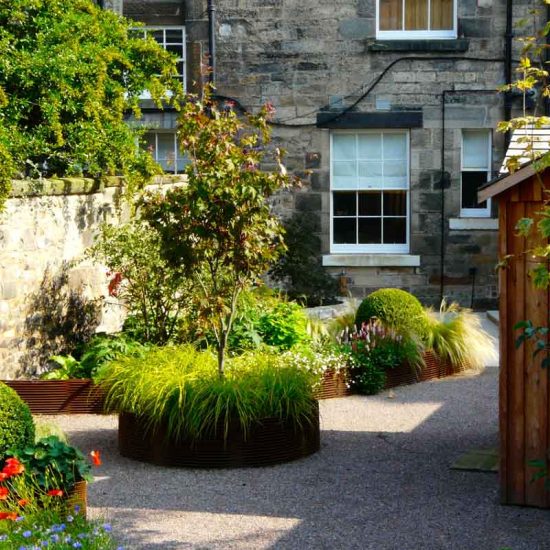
[[314, 368, 351, 399], [2, 380, 105, 414], [384, 351, 468, 389], [118, 404, 320, 468]]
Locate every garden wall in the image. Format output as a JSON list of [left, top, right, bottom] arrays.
[[0, 176, 179, 379]]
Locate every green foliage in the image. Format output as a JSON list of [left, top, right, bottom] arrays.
[[0, 383, 35, 460], [270, 212, 340, 306], [89, 219, 192, 345], [355, 288, 429, 342], [341, 319, 423, 395], [0, 0, 182, 208], [258, 301, 311, 350], [41, 333, 148, 380], [347, 353, 387, 395], [8, 436, 92, 493], [98, 344, 318, 441], [514, 319, 550, 369], [143, 87, 294, 375], [425, 301, 497, 370]]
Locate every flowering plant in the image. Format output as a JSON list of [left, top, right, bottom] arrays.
[[6, 437, 100, 495]]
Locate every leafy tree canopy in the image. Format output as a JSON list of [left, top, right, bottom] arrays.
[[0, 0, 182, 208]]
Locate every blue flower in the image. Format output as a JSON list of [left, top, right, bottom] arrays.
[[73, 505, 80, 514], [50, 534, 60, 543], [66, 515, 74, 523], [102, 523, 112, 532], [18, 546, 26, 550], [0, 535, 7, 541], [23, 531, 32, 538], [72, 543, 82, 549], [77, 533, 87, 539]]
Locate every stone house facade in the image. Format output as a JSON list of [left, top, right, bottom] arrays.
[[106, 0, 541, 307]]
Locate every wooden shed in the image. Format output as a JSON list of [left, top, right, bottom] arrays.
[[479, 163, 550, 508]]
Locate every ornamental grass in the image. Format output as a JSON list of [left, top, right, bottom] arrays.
[[97, 345, 319, 442]]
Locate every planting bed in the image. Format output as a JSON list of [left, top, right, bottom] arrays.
[[118, 405, 320, 468], [3, 380, 105, 414], [314, 369, 351, 399]]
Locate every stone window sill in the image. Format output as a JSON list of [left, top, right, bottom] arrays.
[[322, 254, 421, 267], [449, 218, 498, 231], [367, 39, 469, 53]]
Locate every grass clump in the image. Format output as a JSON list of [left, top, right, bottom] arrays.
[[97, 345, 318, 441], [425, 301, 497, 370]]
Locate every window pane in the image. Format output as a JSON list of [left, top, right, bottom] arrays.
[[165, 29, 184, 42], [379, 0, 403, 30], [334, 218, 357, 244], [463, 131, 490, 169], [334, 161, 356, 177], [431, 0, 453, 30], [333, 135, 356, 160], [359, 192, 382, 215], [383, 191, 407, 215], [143, 133, 156, 157], [151, 30, 164, 43], [405, 0, 428, 30], [383, 161, 407, 185], [358, 161, 383, 180], [358, 134, 382, 159], [383, 218, 407, 244], [166, 44, 184, 58], [462, 171, 488, 209], [334, 192, 356, 216], [383, 134, 407, 160], [359, 219, 382, 244]]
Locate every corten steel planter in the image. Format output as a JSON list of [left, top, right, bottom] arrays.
[[66, 480, 87, 518], [118, 404, 320, 468], [2, 380, 106, 415], [384, 351, 468, 389], [314, 368, 351, 399]]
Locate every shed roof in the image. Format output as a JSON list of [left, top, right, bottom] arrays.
[[500, 125, 550, 173], [478, 161, 538, 202]]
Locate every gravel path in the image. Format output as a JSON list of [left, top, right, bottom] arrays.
[[49, 365, 550, 550]]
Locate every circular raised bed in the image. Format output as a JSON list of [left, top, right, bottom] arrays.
[[66, 480, 87, 518], [118, 405, 320, 468]]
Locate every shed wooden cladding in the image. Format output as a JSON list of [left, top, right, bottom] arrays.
[[482, 167, 550, 507]]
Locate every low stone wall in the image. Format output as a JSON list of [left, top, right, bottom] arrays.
[[0, 176, 181, 379]]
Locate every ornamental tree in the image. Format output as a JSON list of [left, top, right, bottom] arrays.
[[143, 88, 295, 376], [0, 0, 182, 208]]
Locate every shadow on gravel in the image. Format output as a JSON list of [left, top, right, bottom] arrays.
[[66, 371, 550, 550]]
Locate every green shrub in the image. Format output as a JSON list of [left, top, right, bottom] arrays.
[[355, 288, 429, 342], [425, 301, 497, 369], [97, 345, 318, 441], [348, 354, 387, 395], [258, 302, 311, 350], [0, 383, 35, 460]]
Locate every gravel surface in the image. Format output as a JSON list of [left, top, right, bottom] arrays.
[[48, 364, 550, 550]]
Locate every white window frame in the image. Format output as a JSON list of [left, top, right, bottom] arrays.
[[460, 130, 492, 218], [143, 130, 187, 174], [133, 26, 186, 94], [330, 130, 410, 254], [376, 0, 457, 40]]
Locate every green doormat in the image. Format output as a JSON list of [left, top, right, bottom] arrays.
[[451, 448, 499, 472]]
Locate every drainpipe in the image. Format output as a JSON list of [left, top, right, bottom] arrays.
[[207, 0, 216, 86], [504, 0, 513, 146]]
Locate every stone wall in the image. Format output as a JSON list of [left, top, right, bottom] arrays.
[[182, 0, 540, 307], [0, 177, 179, 379]]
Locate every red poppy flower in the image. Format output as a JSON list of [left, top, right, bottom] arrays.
[[2, 458, 24, 476], [0, 487, 8, 500], [46, 489, 64, 497], [90, 450, 101, 466], [17, 498, 29, 507], [0, 511, 17, 521], [0, 472, 7, 482]]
